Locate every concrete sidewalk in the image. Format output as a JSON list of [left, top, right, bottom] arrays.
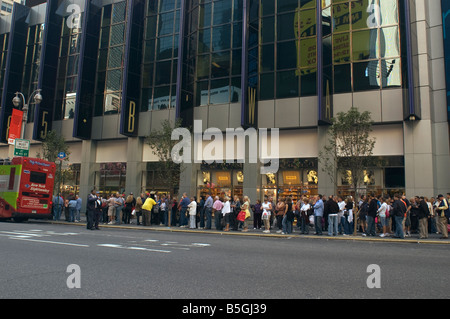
[[50, 216, 450, 245]]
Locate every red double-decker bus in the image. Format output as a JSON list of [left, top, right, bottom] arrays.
[[0, 157, 56, 222]]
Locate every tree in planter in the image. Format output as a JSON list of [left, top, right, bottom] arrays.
[[36, 130, 71, 196], [319, 107, 376, 235], [145, 118, 186, 226]]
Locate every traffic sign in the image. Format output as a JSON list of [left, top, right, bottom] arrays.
[[57, 152, 66, 161], [14, 139, 30, 157]]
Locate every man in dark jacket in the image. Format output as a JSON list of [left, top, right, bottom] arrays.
[[366, 194, 378, 236], [392, 193, 407, 239], [327, 196, 340, 236], [86, 189, 97, 230], [417, 196, 429, 239]]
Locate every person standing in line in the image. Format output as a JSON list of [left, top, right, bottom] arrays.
[[240, 196, 251, 232], [86, 189, 97, 230], [75, 194, 82, 222], [253, 199, 262, 230], [204, 194, 213, 229], [222, 196, 232, 231], [64, 198, 70, 221], [392, 193, 406, 239], [188, 197, 197, 229], [160, 195, 168, 226], [53, 194, 64, 221], [142, 195, 157, 226], [262, 196, 272, 233], [345, 196, 354, 236], [282, 197, 294, 234], [299, 198, 310, 234], [198, 196, 206, 229], [93, 192, 102, 230], [213, 196, 224, 231], [377, 197, 389, 237], [417, 196, 429, 239], [123, 194, 134, 224], [170, 196, 178, 227], [230, 195, 241, 231], [401, 195, 412, 237], [179, 193, 190, 228], [409, 197, 420, 235], [326, 196, 339, 236], [435, 194, 449, 239], [366, 194, 378, 236], [425, 197, 436, 234], [313, 195, 324, 235], [114, 192, 124, 225], [358, 196, 368, 235], [107, 194, 116, 225], [275, 197, 286, 234], [68, 195, 77, 223], [337, 196, 346, 235], [135, 195, 143, 225]]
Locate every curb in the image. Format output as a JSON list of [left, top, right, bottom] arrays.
[[49, 220, 450, 245]]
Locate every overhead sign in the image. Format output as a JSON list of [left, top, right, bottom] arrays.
[[14, 139, 30, 157]]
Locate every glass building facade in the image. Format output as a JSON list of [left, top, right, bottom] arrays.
[[0, 0, 448, 201]]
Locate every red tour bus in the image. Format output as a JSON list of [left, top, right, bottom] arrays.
[[0, 157, 56, 222]]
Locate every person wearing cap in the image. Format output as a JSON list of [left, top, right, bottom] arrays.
[[435, 194, 449, 239]]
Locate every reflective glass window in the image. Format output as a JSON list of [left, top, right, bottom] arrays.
[[211, 24, 231, 51], [380, 26, 399, 58], [276, 70, 299, 98], [260, 73, 274, 100], [277, 41, 297, 70], [210, 78, 230, 104]]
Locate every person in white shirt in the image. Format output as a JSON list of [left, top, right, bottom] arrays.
[[222, 196, 231, 231], [377, 197, 389, 237], [299, 198, 310, 234], [188, 197, 197, 229], [262, 196, 272, 233], [337, 197, 346, 235]]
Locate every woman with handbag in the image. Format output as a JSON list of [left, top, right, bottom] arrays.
[[238, 196, 252, 232]]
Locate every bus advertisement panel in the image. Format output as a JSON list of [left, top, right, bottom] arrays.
[[0, 157, 56, 222]]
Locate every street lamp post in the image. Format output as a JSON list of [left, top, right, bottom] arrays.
[[12, 89, 43, 139]]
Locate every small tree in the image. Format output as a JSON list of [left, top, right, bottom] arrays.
[[145, 118, 185, 196], [36, 130, 70, 195], [37, 130, 70, 163], [319, 107, 376, 235]]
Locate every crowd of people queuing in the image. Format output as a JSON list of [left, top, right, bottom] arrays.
[[52, 190, 450, 239]]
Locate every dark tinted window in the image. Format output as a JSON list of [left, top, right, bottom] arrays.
[[30, 171, 46, 184]]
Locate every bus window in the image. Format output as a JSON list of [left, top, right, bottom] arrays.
[[30, 171, 47, 184]]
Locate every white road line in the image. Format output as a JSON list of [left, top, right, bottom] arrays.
[[10, 237, 89, 247], [97, 244, 171, 253], [0, 231, 45, 237]]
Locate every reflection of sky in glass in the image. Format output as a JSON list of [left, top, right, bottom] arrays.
[[379, 0, 398, 26], [380, 26, 399, 58]]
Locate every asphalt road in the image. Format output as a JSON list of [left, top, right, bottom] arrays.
[[0, 221, 449, 300]]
